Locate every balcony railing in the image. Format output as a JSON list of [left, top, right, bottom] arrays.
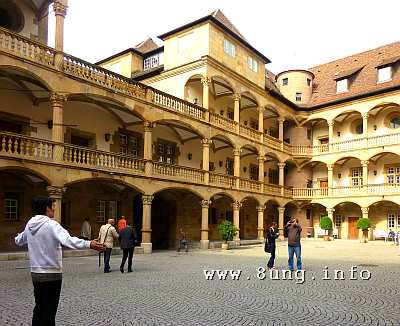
[[239, 125, 260, 141], [263, 134, 282, 151], [209, 172, 236, 188], [0, 131, 54, 161], [292, 188, 329, 198], [240, 178, 261, 192], [209, 112, 237, 132], [153, 162, 204, 183], [63, 144, 145, 172], [263, 183, 282, 195]]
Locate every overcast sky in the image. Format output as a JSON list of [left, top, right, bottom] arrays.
[[48, 0, 399, 74]]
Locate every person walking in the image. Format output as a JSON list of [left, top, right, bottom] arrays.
[[265, 222, 279, 270], [119, 221, 138, 273], [14, 196, 104, 326], [285, 218, 302, 271], [98, 219, 119, 273], [80, 217, 92, 240], [117, 216, 127, 232], [177, 228, 188, 253]]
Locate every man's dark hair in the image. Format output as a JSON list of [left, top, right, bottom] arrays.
[[84, 217, 90, 222], [32, 196, 55, 215]]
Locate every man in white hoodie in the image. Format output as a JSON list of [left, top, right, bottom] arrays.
[[15, 196, 104, 326]]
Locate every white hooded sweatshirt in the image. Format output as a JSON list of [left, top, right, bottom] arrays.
[[15, 215, 90, 273]]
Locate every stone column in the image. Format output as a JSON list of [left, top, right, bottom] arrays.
[[200, 200, 210, 249], [278, 206, 285, 240], [50, 93, 67, 162], [278, 117, 285, 150], [232, 201, 241, 242], [327, 164, 334, 196], [258, 155, 265, 193], [326, 207, 335, 238], [46, 186, 65, 223], [361, 160, 369, 187], [202, 138, 211, 184], [233, 93, 241, 133], [328, 120, 334, 151], [362, 113, 369, 138], [144, 122, 153, 176], [141, 195, 153, 254], [201, 76, 211, 120], [278, 162, 286, 195], [258, 107, 264, 142], [233, 148, 241, 189], [53, 0, 68, 51], [361, 207, 371, 241], [257, 205, 265, 240]]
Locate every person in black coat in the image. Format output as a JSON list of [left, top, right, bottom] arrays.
[[265, 222, 279, 269], [119, 222, 138, 273]]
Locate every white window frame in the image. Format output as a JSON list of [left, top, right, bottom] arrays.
[[282, 78, 288, 86], [247, 57, 258, 72], [336, 78, 348, 93], [96, 200, 106, 223], [378, 66, 392, 83], [387, 213, 396, 228], [223, 39, 236, 58], [387, 167, 400, 184], [334, 214, 342, 228], [351, 168, 363, 187], [295, 92, 302, 102], [4, 198, 18, 220]]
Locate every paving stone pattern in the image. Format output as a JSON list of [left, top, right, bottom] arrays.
[[0, 240, 399, 326]]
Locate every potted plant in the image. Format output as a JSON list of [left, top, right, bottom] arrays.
[[320, 215, 333, 241], [357, 218, 371, 243], [218, 220, 238, 250]]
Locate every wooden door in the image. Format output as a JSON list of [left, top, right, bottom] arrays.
[[348, 217, 359, 240], [319, 179, 328, 188]]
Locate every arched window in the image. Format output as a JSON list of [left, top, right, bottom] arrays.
[[0, 1, 24, 32]]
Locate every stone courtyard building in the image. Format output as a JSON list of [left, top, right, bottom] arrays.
[[1, 1, 400, 252]]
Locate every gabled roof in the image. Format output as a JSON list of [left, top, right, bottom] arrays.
[[133, 38, 160, 55], [308, 41, 400, 107], [158, 9, 270, 63]]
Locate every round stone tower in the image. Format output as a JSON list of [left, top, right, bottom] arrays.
[[275, 69, 314, 105]]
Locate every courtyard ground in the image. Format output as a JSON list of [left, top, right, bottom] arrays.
[[0, 239, 399, 325]]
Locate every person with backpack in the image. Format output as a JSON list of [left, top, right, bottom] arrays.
[[265, 222, 279, 269], [119, 221, 138, 273]]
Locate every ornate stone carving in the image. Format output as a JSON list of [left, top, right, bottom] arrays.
[[201, 138, 212, 146], [201, 76, 211, 86], [144, 121, 153, 132], [142, 195, 154, 205], [231, 201, 242, 210], [50, 93, 67, 107], [278, 162, 286, 169], [278, 206, 285, 214], [327, 164, 334, 170], [53, 1, 68, 17], [257, 205, 265, 212], [232, 93, 241, 101], [257, 155, 265, 163], [233, 148, 241, 156], [201, 200, 210, 208], [361, 160, 369, 166], [361, 207, 369, 215], [46, 186, 66, 198]]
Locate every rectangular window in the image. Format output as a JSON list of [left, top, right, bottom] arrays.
[[387, 213, 395, 228], [96, 200, 106, 223], [119, 132, 139, 158], [108, 200, 117, 220], [249, 118, 258, 130], [156, 140, 176, 164], [227, 110, 234, 120], [4, 194, 19, 220], [268, 169, 279, 184], [336, 78, 348, 93], [249, 164, 259, 181], [386, 166, 400, 184], [351, 168, 363, 186], [223, 39, 236, 57], [143, 53, 163, 71], [282, 78, 288, 86], [226, 158, 234, 176], [378, 66, 392, 83], [307, 78, 311, 86], [335, 214, 342, 228], [247, 57, 258, 72], [295, 92, 302, 101]]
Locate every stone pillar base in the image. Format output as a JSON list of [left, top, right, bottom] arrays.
[[140, 243, 152, 254], [200, 240, 209, 250]]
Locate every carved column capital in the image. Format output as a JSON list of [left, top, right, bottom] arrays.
[[327, 164, 334, 170], [201, 199, 211, 208], [201, 76, 211, 86], [362, 113, 369, 119], [201, 138, 212, 146], [326, 208, 335, 215], [53, 1, 68, 17], [361, 160, 369, 167], [231, 201, 242, 210], [232, 93, 241, 101], [257, 155, 265, 163], [278, 162, 286, 169], [257, 205, 265, 213], [257, 107, 264, 114], [144, 121, 154, 132], [278, 117, 286, 124], [50, 93, 67, 107], [327, 120, 334, 127], [142, 195, 154, 205], [361, 207, 369, 215], [46, 186, 66, 199], [278, 206, 285, 214], [233, 148, 241, 156]]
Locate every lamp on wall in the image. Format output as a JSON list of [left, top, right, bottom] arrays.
[[373, 125, 377, 131], [338, 173, 341, 179], [243, 167, 247, 173], [337, 131, 341, 137], [219, 161, 223, 167], [374, 170, 377, 176], [220, 110, 224, 116], [104, 133, 111, 142], [187, 153, 192, 160], [244, 121, 248, 126]]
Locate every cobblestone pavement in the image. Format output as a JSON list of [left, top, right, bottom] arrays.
[[1, 239, 400, 326]]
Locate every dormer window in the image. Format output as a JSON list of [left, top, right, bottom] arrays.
[[307, 78, 311, 86], [223, 39, 236, 58], [336, 79, 348, 93], [282, 78, 288, 86], [378, 66, 392, 83]]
